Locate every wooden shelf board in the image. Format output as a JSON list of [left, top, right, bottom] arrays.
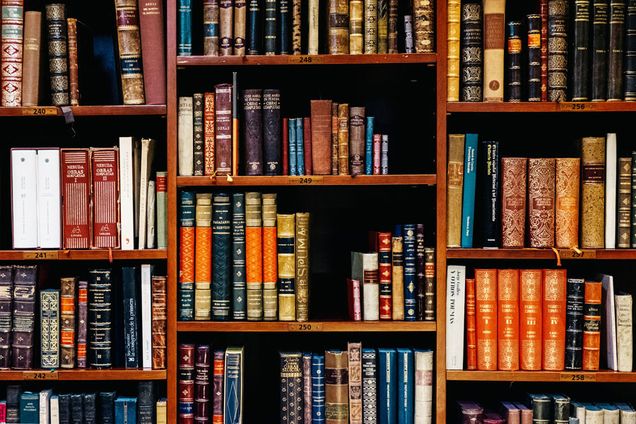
[[177, 321, 436, 332], [0, 369, 167, 381], [0, 105, 166, 117], [446, 248, 636, 260], [447, 370, 636, 383], [177, 174, 436, 187], [447, 102, 636, 113], [177, 53, 437, 67], [0, 249, 167, 261]]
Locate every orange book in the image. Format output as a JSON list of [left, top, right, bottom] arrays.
[[582, 281, 602, 371], [475, 269, 498, 370], [465, 278, 477, 370], [497, 269, 519, 370], [195, 193, 212, 286], [245, 192, 264, 320], [542, 269, 567, 371], [519, 269, 543, 370]]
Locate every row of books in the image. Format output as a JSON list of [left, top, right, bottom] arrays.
[[0, 1, 165, 107], [11, 139, 166, 250], [348, 225, 435, 321], [447, 133, 636, 249], [0, 383, 164, 424], [178, 89, 391, 177], [448, 0, 636, 103], [0, 265, 167, 371], [445, 266, 633, 372], [179, 191, 311, 321], [177, 344, 243, 424], [177, 0, 435, 56], [457, 396, 636, 424]]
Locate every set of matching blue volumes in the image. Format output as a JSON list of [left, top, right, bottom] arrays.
[[0, 382, 164, 424]]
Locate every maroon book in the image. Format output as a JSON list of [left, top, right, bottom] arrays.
[[195, 345, 211, 423], [213, 350, 225, 423], [214, 83, 233, 175], [347, 278, 362, 321], [303, 117, 313, 175], [242, 89, 263, 176], [138, 0, 166, 104], [61, 149, 91, 249], [282, 117, 289, 176], [91, 148, 120, 248], [179, 344, 195, 423]]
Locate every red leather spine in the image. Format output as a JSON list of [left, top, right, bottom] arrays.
[[61, 149, 91, 249], [465, 278, 477, 370], [91, 148, 120, 248], [378, 231, 392, 320], [475, 269, 498, 370], [138, 0, 167, 104], [303, 117, 313, 175], [542, 269, 567, 371]]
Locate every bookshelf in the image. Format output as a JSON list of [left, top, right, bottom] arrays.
[[177, 53, 438, 66], [0, 369, 167, 382]]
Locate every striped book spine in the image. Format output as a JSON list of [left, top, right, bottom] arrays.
[[348, 342, 363, 423], [362, 348, 377, 423], [278, 214, 296, 321], [1, 0, 23, 106], [232, 193, 247, 320], [195, 193, 212, 321], [60, 278, 76, 368], [378, 232, 392, 320], [312, 354, 326, 423], [0, 266, 12, 369], [303, 353, 313, 423], [262, 194, 278, 320], [212, 193, 232, 320], [204, 0, 220, 55], [178, 344, 195, 422], [403, 224, 417, 321], [179, 191, 196, 321], [295, 213, 310, 322], [246, 192, 263, 320], [40, 289, 60, 369], [193, 93, 205, 175], [46, 3, 69, 106]]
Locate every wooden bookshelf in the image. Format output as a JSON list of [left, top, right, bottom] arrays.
[[177, 53, 437, 67], [0, 249, 167, 261], [177, 174, 436, 187], [177, 321, 437, 333], [447, 371, 636, 383], [0, 105, 166, 117], [447, 102, 636, 113], [0, 369, 167, 381], [446, 248, 636, 260]]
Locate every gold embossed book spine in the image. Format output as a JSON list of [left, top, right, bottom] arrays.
[[246, 192, 264, 320], [555, 158, 581, 248], [548, 0, 569, 101], [114, 0, 145, 105], [46, 3, 70, 106], [414, 0, 434, 53], [377, 0, 387, 52], [447, 0, 460, 101], [292, 0, 301, 54], [349, 0, 363, 54], [234, 0, 246, 55], [329, 0, 350, 54], [388, 0, 398, 52], [60, 277, 76, 368], [1, 0, 23, 106], [337, 104, 350, 175], [501, 158, 527, 248], [262, 194, 278, 321], [528, 158, 556, 248], [618, 157, 632, 248], [277, 213, 296, 321], [67, 18, 79, 106], [581, 137, 606, 248], [295, 212, 310, 322], [195, 193, 213, 321]]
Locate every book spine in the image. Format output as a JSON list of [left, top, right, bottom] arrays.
[[114, 0, 145, 104], [280, 353, 303, 423], [278, 213, 296, 320], [548, 0, 568, 101], [289, 119, 297, 176], [178, 0, 192, 55], [67, 18, 79, 106], [350, 0, 363, 54], [615, 294, 633, 371], [380, 135, 388, 175], [592, 0, 609, 100], [303, 353, 313, 422], [178, 344, 195, 422], [292, 0, 301, 54], [388, 0, 398, 53], [40, 290, 60, 368], [424, 248, 435, 321], [11, 149, 37, 249], [365, 116, 374, 175], [98, 392, 115, 424], [179, 191, 196, 320], [527, 14, 542, 101], [283, 118, 289, 175], [156, 172, 168, 249], [378, 232, 392, 320], [378, 349, 396, 423], [326, 350, 349, 423], [71, 393, 83, 423], [246, 192, 264, 320], [406, 16, 415, 53], [347, 343, 362, 424], [461, 134, 478, 247], [445, 269, 466, 371], [608, 0, 626, 100], [607, 137, 617, 241], [581, 137, 606, 248], [397, 349, 414, 423], [483, 0, 506, 102], [331, 103, 339, 175], [632, 152, 636, 247], [415, 225, 426, 321], [77, 280, 88, 368], [572, 1, 591, 100], [279, 0, 290, 54], [528, 158, 556, 248], [264, 0, 277, 54], [414, 350, 433, 423], [461, 3, 482, 102], [193, 93, 205, 175], [243, 89, 263, 175], [312, 354, 326, 423], [223, 348, 243, 423], [543, 269, 567, 370], [309, 0, 319, 54], [61, 149, 91, 249], [304, 117, 313, 175], [295, 213, 310, 321], [212, 194, 232, 320], [1, 0, 23, 106], [583, 281, 602, 370], [465, 278, 477, 370], [203, 93, 216, 175], [213, 350, 224, 423], [234, 0, 247, 55], [361, 349, 377, 423], [83, 393, 96, 423], [403, 225, 417, 321], [446, 135, 465, 247], [262, 194, 278, 320], [215, 84, 233, 175], [447, 0, 460, 101], [391, 228, 404, 321], [179, 97, 194, 176], [35, 149, 61, 249], [60, 278, 76, 368], [555, 158, 581, 248], [46, 3, 69, 106], [501, 157, 527, 248], [232, 193, 247, 320], [138, 0, 166, 103], [151, 276, 167, 369], [220, 0, 234, 55], [246, 0, 258, 55], [22, 11, 41, 106], [475, 269, 497, 370], [204, 0, 220, 56], [329, 0, 350, 54], [497, 269, 520, 370], [364, 0, 378, 53], [138, 382, 155, 424], [414, 0, 434, 53], [506, 21, 522, 102], [0, 267, 12, 370], [377, 0, 387, 53], [618, 158, 632, 248], [626, 0, 636, 100], [195, 193, 213, 321], [540, 0, 549, 100], [337, 104, 350, 175], [296, 118, 305, 175], [91, 148, 120, 248], [262, 89, 281, 175], [195, 345, 211, 422], [565, 278, 585, 370], [310, 100, 333, 175], [349, 107, 366, 176], [88, 270, 112, 368]]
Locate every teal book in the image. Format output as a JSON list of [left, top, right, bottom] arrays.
[[296, 118, 305, 176], [365, 117, 375, 175], [19, 392, 39, 424], [114, 397, 137, 423], [396, 348, 414, 424], [212, 193, 232, 320], [178, 0, 192, 55], [460, 133, 478, 248], [289, 119, 297, 176], [224, 347, 244, 424], [378, 348, 397, 424]]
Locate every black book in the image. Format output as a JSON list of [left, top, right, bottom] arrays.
[[279, 0, 291, 54], [84, 393, 97, 424], [138, 381, 155, 424], [88, 269, 113, 369], [625, 0, 636, 100], [263, 89, 282, 175], [0, 266, 13, 370], [460, 2, 482, 102], [247, 0, 262, 54], [548, 0, 569, 101], [477, 140, 500, 248], [243, 89, 264, 175], [11, 265, 37, 370], [5, 384, 20, 424], [527, 14, 542, 101], [193, 93, 205, 175], [528, 394, 551, 423], [572, 0, 591, 101], [99, 392, 116, 424], [264, 0, 277, 54], [59, 393, 72, 424], [506, 21, 522, 102], [608, 0, 626, 100], [565, 278, 585, 370], [122, 266, 139, 369], [592, 0, 609, 100], [552, 395, 571, 422], [631, 152, 636, 247], [71, 394, 84, 424]]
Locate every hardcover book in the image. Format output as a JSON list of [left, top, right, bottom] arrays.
[[61, 149, 91, 249], [280, 352, 303, 423], [263, 89, 281, 175], [403, 225, 417, 321], [501, 158, 527, 248], [303, 353, 312, 423], [194, 93, 205, 175], [46, 3, 69, 106], [475, 269, 497, 370], [33, 151, 61, 246], [151, 276, 167, 369], [329, 0, 350, 54], [352, 252, 379, 321], [11, 265, 37, 370], [606, 133, 618, 248], [232, 193, 247, 320], [263, 193, 278, 320], [295, 212, 310, 322], [123, 268, 139, 369], [615, 293, 633, 371], [583, 280, 602, 370], [220, 0, 234, 55], [195, 345, 211, 423], [447, 135, 465, 248], [497, 269, 519, 370], [243, 89, 263, 175], [378, 232, 392, 320], [581, 137, 606, 248], [178, 344, 195, 422], [460, 2, 482, 102], [88, 269, 112, 368], [0, 0, 22, 106], [465, 278, 477, 370], [179, 191, 196, 320], [0, 266, 12, 370], [572, 0, 591, 101], [361, 348, 377, 423], [527, 14, 542, 101], [77, 280, 88, 368], [22, 11, 40, 106], [608, 0, 626, 100], [392, 227, 404, 320], [11, 149, 37, 249], [461, 134, 478, 248], [592, 0, 609, 100], [312, 354, 326, 423], [246, 192, 263, 320], [60, 277, 76, 368], [543, 269, 567, 371], [311, 100, 333, 175], [212, 193, 232, 320], [446, 265, 465, 370], [326, 350, 349, 423], [139, 0, 166, 104], [528, 158, 556, 248], [215, 84, 233, 175], [378, 348, 396, 424], [506, 22, 522, 102], [40, 289, 60, 369], [555, 158, 580, 248], [397, 348, 414, 424], [565, 278, 584, 370], [447, 0, 461, 101], [477, 140, 500, 247], [195, 193, 212, 321], [278, 213, 296, 321], [482, 0, 506, 102], [91, 148, 120, 248], [223, 347, 244, 424], [414, 350, 433, 423], [178, 0, 192, 55], [114, 0, 145, 104], [547, 0, 568, 101], [618, 158, 632, 248], [348, 343, 363, 424], [414, 0, 434, 53]]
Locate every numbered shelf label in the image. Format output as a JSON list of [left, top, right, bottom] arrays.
[[559, 102, 595, 112], [288, 176, 324, 185], [22, 251, 60, 260], [24, 370, 59, 380], [559, 373, 596, 382], [289, 55, 323, 65], [558, 249, 596, 259], [21, 107, 58, 116], [288, 323, 323, 332]]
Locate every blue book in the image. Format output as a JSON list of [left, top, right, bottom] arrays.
[[178, 0, 192, 56], [365, 117, 375, 175], [114, 397, 137, 424], [232, 193, 247, 320], [460, 134, 478, 248], [179, 191, 195, 320], [212, 193, 232, 320], [296, 118, 305, 175], [362, 348, 378, 423], [289, 119, 298, 176], [224, 347, 244, 424], [19, 392, 39, 424], [396, 349, 414, 424], [311, 354, 326, 423], [121, 267, 139, 368], [378, 348, 397, 424], [403, 224, 417, 321]]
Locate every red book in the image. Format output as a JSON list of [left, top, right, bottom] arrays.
[[303, 117, 313, 175], [347, 278, 362, 321], [542, 269, 567, 370], [61, 149, 91, 249], [204, 92, 215, 175], [497, 269, 519, 370], [283, 117, 289, 176], [378, 231, 392, 320], [582, 280, 602, 371], [214, 83, 232, 175], [91, 148, 120, 248], [466, 278, 477, 370], [373, 134, 381, 175], [178, 343, 195, 423], [519, 269, 543, 370], [475, 269, 498, 370], [212, 350, 225, 424], [138, 0, 166, 104]]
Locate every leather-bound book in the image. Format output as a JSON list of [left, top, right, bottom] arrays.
[[215, 83, 233, 175], [349, 0, 363, 54], [178, 344, 195, 422], [458, 401, 484, 423], [220, 0, 234, 55], [194, 193, 212, 321], [608, 0, 626, 100], [352, 252, 379, 321], [388, 0, 398, 53], [246, 192, 263, 320], [391, 226, 404, 320], [337, 104, 350, 175], [99, 392, 116, 424], [565, 278, 584, 370], [283, 118, 289, 175], [583, 280, 602, 370], [548, 0, 569, 101], [77, 280, 88, 368], [232, 193, 247, 320], [361, 349, 376, 422], [263, 89, 281, 175], [278, 214, 296, 321], [349, 107, 366, 176], [114, 0, 145, 105], [592, 1, 609, 100], [61, 149, 91, 249], [618, 157, 632, 248], [625, 0, 636, 100], [581, 137, 606, 248], [447, 135, 465, 248], [91, 148, 120, 248], [447, 0, 460, 101], [632, 152, 636, 247], [204, 92, 216, 175], [520, 269, 542, 370], [501, 158, 527, 248], [204, 0, 220, 56], [71, 393, 84, 422], [540, 0, 549, 100], [295, 212, 310, 322], [555, 158, 580, 248], [1, 0, 23, 106], [40, 289, 60, 369], [88, 269, 113, 368], [528, 158, 555, 248], [22, 11, 41, 106], [325, 350, 349, 423], [378, 232, 392, 320], [465, 278, 477, 370], [413, 0, 434, 53], [60, 277, 76, 368], [179, 96, 194, 176], [280, 352, 303, 423], [415, 225, 425, 320], [212, 194, 232, 320], [308, 0, 319, 54], [138, 382, 155, 424], [348, 343, 362, 423], [279, 0, 290, 54], [475, 269, 497, 370], [193, 93, 205, 175], [264, 0, 276, 54], [262, 194, 278, 320], [0, 266, 12, 370], [424, 247, 435, 321], [310, 100, 332, 175], [179, 191, 196, 321], [403, 224, 417, 321], [195, 345, 211, 423], [497, 269, 519, 370], [572, 1, 591, 101], [364, 0, 378, 53], [178, 0, 192, 56], [212, 349, 224, 422], [139, 0, 166, 104], [303, 118, 313, 174], [552, 395, 571, 424], [84, 393, 97, 423], [615, 294, 633, 371], [506, 22, 522, 102], [245, 0, 258, 55], [377, 0, 388, 53], [46, 3, 70, 106], [483, 0, 505, 102], [151, 275, 167, 369], [292, 0, 301, 54], [329, 0, 350, 54], [543, 269, 567, 371], [234, 0, 246, 55], [478, 140, 500, 247], [527, 14, 541, 101], [67, 18, 79, 106], [243, 89, 263, 175], [461, 3, 482, 102], [302, 353, 312, 423], [331, 103, 339, 174], [347, 278, 362, 320]]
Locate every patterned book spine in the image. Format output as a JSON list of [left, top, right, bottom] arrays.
[[619, 158, 632, 247], [289, 119, 297, 175], [528, 158, 556, 248], [67, 18, 79, 105], [498, 269, 519, 370], [329, 0, 350, 54], [583, 280, 602, 370], [303, 353, 312, 423], [204, 0, 220, 56], [572, 0, 591, 101], [377, 0, 387, 53], [405, 16, 415, 53], [246, 0, 259, 54], [465, 278, 477, 369], [501, 158, 527, 248], [349, 0, 363, 54], [364, 0, 378, 53], [264, 0, 276, 54], [151, 276, 167, 369], [114, 0, 145, 104], [279, 0, 290, 54], [312, 354, 326, 423], [520, 269, 543, 370], [77, 280, 87, 368], [475, 269, 497, 370], [178, 0, 192, 55], [295, 213, 310, 321], [220, 0, 233, 55], [292, 0, 301, 54], [212, 350, 224, 423], [380, 135, 388, 175], [91, 148, 120, 248], [60, 277, 76, 368], [243, 89, 263, 175], [424, 248, 435, 321], [377, 232, 392, 320], [391, 227, 404, 320], [195, 345, 211, 422], [193, 93, 204, 175], [414, 0, 434, 53], [46, 4, 69, 106], [506, 22, 522, 102], [337, 104, 350, 175], [40, 290, 60, 368], [447, 0, 460, 101], [403, 224, 417, 321], [548, 0, 568, 101], [203, 92, 216, 175], [61, 149, 91, 249], [223, 347, 243, 423], [215, 84, 233, 176], [461, 3, 482, 102], [234, 0, 247, 55], [543, 269, 567, 371], [348, 343, 362, 424], [483, 0, 505, 102], [388, 0, 398, 53], [626, 0, 636, 100], [565, 278, 585, 370], [331, 103, 339, 175], [527, 14, 542, 101], [194, 193, 212, 321], [263, 89, 281, 175], [22, 11, 41, 106], [277, 213, 296, 320], [415, 226, 426, 321], [349, 107, 366, 176], [0, 267, 12, 369], [231, 193, 247, 320], [555, 158, 581, 248], [361, 349, 377, 423], [632, 152, 636, 247], [280, 353, 303, 423], [179, 191, 196, 321], [592, 0, 609, 100], [325, 350, 349, 423], [88, 269, 112, 369], [1, 0, 23, 106], [581, 137, 606, 248], [262, 194, 278, 320], [447, 135, 465, 247], [178, 344, 195, 422], [212, 193, 232, 320], [373, 136, 381, 173], [246, 192, 264, 320], [608, 0, 626, 100]]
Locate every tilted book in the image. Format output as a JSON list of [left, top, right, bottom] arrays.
[[246, 192, 264, 320], [581, 137, 606, 248], [280, 352, 303, 424], [262, 194, 278, 321], [501, 158, 527, 248], [601, 274, 618, 370], [445, 265, 465, 370], [278, 213, 296, 321], [179, 191, 196, 320], [325, 350, 349, 423], [122, 268, 140, 369], [475, 269, 497, 370], [543, 269, 567, 371], [40, 289, 60, 368], [224, 347, 244, 424], [114, 0, 145, 104], [482, 0, 505, 102], [555, 158, 580, 248], [583, 280, 602, 370], [497, 269, 519, 371], [528, 158, 556, 248], [60, 277, 76, 368], [195, 193, 212, 321], [232, 193, 247, 320], [91, 148, 120, 248], [348, 342, 362, 424], [212, 193, 232, 320], [565, 278, 584, 370], [138, 138, 156, 249]]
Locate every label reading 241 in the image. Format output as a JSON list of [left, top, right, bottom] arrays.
[[22, 251, 60, 260]]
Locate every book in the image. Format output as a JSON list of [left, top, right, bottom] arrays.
[[39, 390, 51, 424], [46, 3, 69, 106], [231, 193, 247, 320], [289, 119, 298, 176], [527, 14, 541, 101], [295, 212, 310, 322], [292, 0, 301, 54], [119, 137, 136, 249], [178, 0, 192, 55], [11, 266, 36, 369], [388, 0, 398, 53], [178, 344, 195, 422], [608, 0, 626, 100], [212, 349, 224, 423], [378, 348, 396, 424], [262, 194, 278, 321], [483, 0, 505, 102], [364, 0, 378, 53], [279, 0, 290, 54], [349, 0, 363, 54], [215, 84, 233, 175], [263, 89, 281, 175], [615, 293, 633, 371], [303, 353, 312, 423], [582, 280, 602, 370], [234, 0, 247, 55], [460, 2, 482, 102], [572, 0, 591, 101], [325, 350, 349, 423], [60, 277, 76, 368], [67, 18, 79, 106], [179, 191, 196, 320], [396, 348, 414, 424], [22, 11, 41, 106], [391, 227, 404, 321], [377, 0, 387, 52], [592, 0, 609, 100], [212, 193, 232, 320], [151, 276, 167, 369], [446, 134, 465, 248], [195, 345, 211, 423], [618, 158, 632, 248], [414, 350, 433, 424], [147, 181, 157, 247], [606, 133, 618, 248], [329, 0, 350, 54], [156, 398, 167, 424], [547, 0, 568, 101], [77, 280, 88, 368], [555, 158, 580, 248], [478, 140, 500, 247], [224, 347, 244, 424], [528, 158, 556, 248], [19, 392, 38, 424], [337, 106, 349, 173], [351, 252, 379, 321], [312, 354, 326, 423], [626, 0, 636, 100], [296, 118, 305, 175], [40, 289, 60, 368], [378, 232, 392, 320], [501, 157, 527, 248], [361, 349, 377, 423], [204, 92, 216, 175], [138, 138, 156, 249], [179, 97, 194, 176], [581, 137, 606, 248], [35, 149, 61, 249], [243, 89, 263, 175], [348, 343, 363, 423], [0, 267, 12, 370], [365, 117, 374, 175], [565, 278, 584, 370], [497, 269, 519, 371], [445, 265, 465, 370], [91, 148, 120, 248], [140, 264, 153, 369], [156, 172, 168, 249], [219, 0, 233, 55], [277, 213, 296, 321], [138, 382, 155, 424], [447, 0, 460, 101], [280, 352, 303, 423], [475, 269, 497, 370], [139, 0, 166, 104], [543, 269, 567, 371], [347, 278, 362, 321], [11, 149, 37, 248], [311, 100, 333, 175], [465, 278, 477, 370], [88, 269, 112, 368], [114, 398, 137, 423], [0, 0, 23, 106], [461, 134, 478, 248], [506, 22, 522, 102], [204, 0, 220, 55], [194, 193, 212, 321], [602, 274, 618, 370], [194, 93, 205, 175], [114, 0, 145, 104], [414, 0, 434, 53], [61, 149, 91, 249]]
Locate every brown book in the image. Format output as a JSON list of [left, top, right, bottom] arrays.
[[519, 269, 542, 370], [329, 0, 350, 54], [347, 342, 362, 423], [413, 0, 434, 53], [220, 0, 234, 56], [618, 157, 632, 248], [387, 0, 398, 53], [465, 278, 477, 370], [138, 0, 167, 104], [581, 137, 606, 248], [215, 83, 233, 175], [310, 100, 333, 175], [543, 269, 567, 371], [151, 275, 167, 369], [114, 0, 145, 105], [349, 106, 366, 176], [555, 158, 580, 248], [325, 350, 349, 422], [204, 92, 215, 175], [349, 0, 363, 54], [364, 0, 378, 53], [22, 11, 41, 106], [482, 0, 506, 102], [475, 269, 497, 370], [497, 269, 519, 371], [582, 280, 602, 370], [337, 103, 350, 175], [67, 18, 79, 106], [501, 157, 527, 248], [234, 0, 246, 55], [292, 0, 302, 54], [447, 135, 465, 248], [331, 102, 339, 175], [303, 117, 313, 175], [60, 277, 76, 368], [528, 158, 555, 248]]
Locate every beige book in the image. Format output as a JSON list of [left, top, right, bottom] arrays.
[[309, 0, 319, 54], [581, 137, 606, 248], [391, 234, 404, 320], [262, 193, 278, 321], [349, 0, 363, 54], [482, 0, 506, 102], [22, 12, 42, 106], [295, 213, 310, 322], [447, 135, 465, 247], [615, 294, 633, 372]]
